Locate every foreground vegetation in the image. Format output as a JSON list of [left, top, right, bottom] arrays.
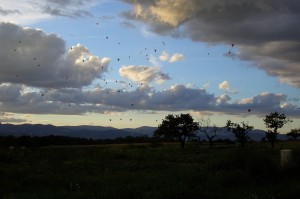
[[1, 142, 300, 199]]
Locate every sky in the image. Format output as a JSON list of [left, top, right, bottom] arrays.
[[0, 0, 299, 132]]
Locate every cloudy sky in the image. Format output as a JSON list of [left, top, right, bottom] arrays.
[[0, 0, 299, 132]]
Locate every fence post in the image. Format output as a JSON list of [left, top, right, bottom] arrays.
[[281, 149, 292, 168]]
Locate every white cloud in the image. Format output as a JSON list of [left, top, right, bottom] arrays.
[[169, 53, 184, 62], [0, 22, 110, 89], [148, 54, 161, 66]]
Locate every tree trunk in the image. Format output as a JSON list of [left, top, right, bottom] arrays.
[[180, 136, 186, 148], [271, 128, 277, 148], [209, 139, 213, 149]]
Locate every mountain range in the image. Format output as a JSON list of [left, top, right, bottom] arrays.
[[0, 124, 289, 141]]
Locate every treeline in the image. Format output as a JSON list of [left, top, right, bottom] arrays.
[[0, 135, 154, 148], [0, 134, 238, 148]]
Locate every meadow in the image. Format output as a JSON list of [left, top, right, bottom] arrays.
[[1, 142, 300, 199]]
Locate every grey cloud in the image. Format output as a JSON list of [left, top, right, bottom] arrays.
[[41, 0, 94, 18], [0, 84, 125, 115], [122, 0, 300, 88], [0, 6, 21, 16], [120, 21, 136, 29], [145, 85, 216, 111], [0, 84, 23, 102], [0, 117, 28, 123], [43, 6, 93, 18], [0, 22, 110, 89], [218, 92, 300, 117], [0, 112, 28, 123], [0, 83, 298, 117]]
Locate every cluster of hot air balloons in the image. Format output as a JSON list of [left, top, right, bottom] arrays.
[[9, 19, 252, 126]]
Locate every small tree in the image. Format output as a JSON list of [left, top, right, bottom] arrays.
[[263, 111, 292, 148], [198, 117, 219, 148], [154, 113, 199, 148], [226, 120, 253, 146], [287, 128, 300, 140]]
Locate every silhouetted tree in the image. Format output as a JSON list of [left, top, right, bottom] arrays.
[[154, 113, 199, 148], [198, 117, 220, 148], [263, 111, 292, 148], [287, 128, 300, 140], [226, 120, 253, 146]]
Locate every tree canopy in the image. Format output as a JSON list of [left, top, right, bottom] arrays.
[[287, 128, 300, 140], [154, 113, 199, 148], [263, 111, 292, 148], [226, 120, 253, 146]]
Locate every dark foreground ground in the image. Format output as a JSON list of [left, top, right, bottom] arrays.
[[1, 142, 300, 199]]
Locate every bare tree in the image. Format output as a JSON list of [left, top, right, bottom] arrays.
[[198, 117, 219, 148]]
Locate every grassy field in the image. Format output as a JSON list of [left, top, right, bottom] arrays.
[[1, 142, 300, 199]]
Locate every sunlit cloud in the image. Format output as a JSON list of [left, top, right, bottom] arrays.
[[159, 51, 169, 61], [119, 65, 171, 85], [169, 53, 184, 63], [123, 0, 300, 88], [159, 51, 184, 63], [219, 81, 238, 94]]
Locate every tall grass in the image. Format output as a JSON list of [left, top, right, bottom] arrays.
[[1, 142, 300, 199]]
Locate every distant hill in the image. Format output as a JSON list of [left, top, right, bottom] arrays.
[[0, 124, 289, 140], [0, 124, 145, 139]]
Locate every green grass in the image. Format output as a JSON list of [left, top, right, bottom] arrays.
[[1, 142, 300, 199]]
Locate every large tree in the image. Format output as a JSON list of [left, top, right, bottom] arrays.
[[226, 120, 253, 146], [154, 113, 199, 148], [263, 111, 292, 148]]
